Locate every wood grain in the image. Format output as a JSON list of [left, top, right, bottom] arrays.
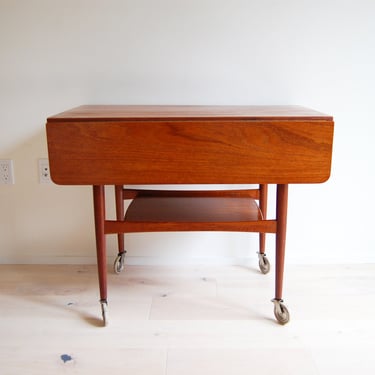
[[47, 105, 333, 121], [46, 106, 334, 185], [125, 197, 261, 222]]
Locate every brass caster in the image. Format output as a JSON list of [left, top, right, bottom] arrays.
[[114, 251, 126, 274], [272, 299, 290, 325], [257, 252, 270, 274]]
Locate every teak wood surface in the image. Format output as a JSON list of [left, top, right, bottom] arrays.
[[45, 105, 334, 324], [46, 105, 334, 185]]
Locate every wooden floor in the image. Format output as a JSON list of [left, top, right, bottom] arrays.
[[1, 262, 375, 374]]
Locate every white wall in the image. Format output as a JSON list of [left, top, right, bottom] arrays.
[[1, 0, 374, 265]]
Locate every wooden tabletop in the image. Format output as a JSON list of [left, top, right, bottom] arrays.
[[48, 105, 333, 122], [46, 105, 334, 185]]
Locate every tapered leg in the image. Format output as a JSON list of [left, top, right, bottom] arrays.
[[258, 184, 270, 274], [272, 184, 290, 324], [93, 185, 107, 303], [259, 184, 268, 254], [114, 185, 126, 274], [275, 183, 288, 300], [115, 185, 125, 252]]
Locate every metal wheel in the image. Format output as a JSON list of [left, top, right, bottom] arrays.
[[258, 252, 270, 274], [272, 299, 290, 325], [113, 251, 126, 274], [100, 301, 108, 327]]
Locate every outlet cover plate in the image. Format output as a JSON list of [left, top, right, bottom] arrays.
[[38, 158, 52, 184], [0, 159, 15, 184]]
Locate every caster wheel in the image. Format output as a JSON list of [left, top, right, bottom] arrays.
[[100, 301, 108, 327], [114, 251, 126, 274], [272, 299, 290, 325], [258, 253, 270, 274]]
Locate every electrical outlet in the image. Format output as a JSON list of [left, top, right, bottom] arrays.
[[38, 158, 52, 184], [0, 159, 15, 184]]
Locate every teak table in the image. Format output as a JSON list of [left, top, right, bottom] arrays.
[[46, 105, 334, 326]]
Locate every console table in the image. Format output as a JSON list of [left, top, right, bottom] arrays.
[[46, 105, 334, 326]]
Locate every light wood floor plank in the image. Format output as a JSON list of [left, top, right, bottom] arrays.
[[0, 264, 374, 374]]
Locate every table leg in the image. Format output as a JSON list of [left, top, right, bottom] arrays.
[[115, 185, 125, 252], [275, 184, 288, 299], [93, 185, 108, 325], [259, 184, 268, 252], [114, 185, 126, 274], [258, 184, 270, 274], [272, 183, 290, 324]]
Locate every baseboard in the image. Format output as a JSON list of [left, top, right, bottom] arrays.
[[1, 255, 374, 266], [0, 255, 254, 266]]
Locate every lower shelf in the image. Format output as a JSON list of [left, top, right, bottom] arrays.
[[106, 196, 276, 234], [126, 196, 261, 223]]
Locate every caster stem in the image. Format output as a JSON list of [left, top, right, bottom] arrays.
[[100, 300, 108, 326]]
